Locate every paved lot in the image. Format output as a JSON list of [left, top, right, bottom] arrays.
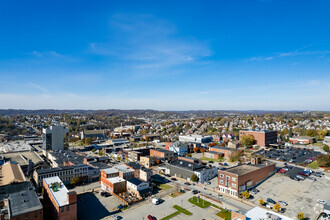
[[77, 192, 122, 220], [249, 173, 330, 219], [115, 191, 220, 220], [256, 147, 320, 164]]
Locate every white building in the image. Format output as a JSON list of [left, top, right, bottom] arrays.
[[42, 125, 69, 151], [179, 135, 213, 144]]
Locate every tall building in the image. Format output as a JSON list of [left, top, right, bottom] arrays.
[[239, 130, 277, 147], [42, 125, 69, 151]]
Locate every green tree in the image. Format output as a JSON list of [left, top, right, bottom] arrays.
[[323, 145, 329, 152], [316, 153, 330, 167], [84, 137, 91, 145], [240, 134, 255, 147], [70, 177, 80, 186], [99, 150, 103, 156], [191, 174, 199, 182]]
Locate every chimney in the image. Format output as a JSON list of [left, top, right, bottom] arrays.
[[67, 191, 77, 204]]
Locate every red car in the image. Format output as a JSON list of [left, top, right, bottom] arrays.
[[148, 215, 156, 220], [279, 169, 287, 173], [299, 172, 308, 177]]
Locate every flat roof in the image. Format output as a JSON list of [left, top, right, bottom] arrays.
[[115, 164, 134, 173], [8, 189, 43, 217], [240, 129, 277, 133], [209, 146, 236, 151], [108, 176, 125, 184], [245, 206, 293, 220], [0, 162, 26, 186], [167, 159, 205, 171], [223, 163, 273, 176], [44, 176, 69, 207], [102, 167, 118, 174], [0, 151, 44, 166]]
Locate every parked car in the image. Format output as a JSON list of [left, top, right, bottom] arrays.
[[113, 215, 121, 220], [296, 175, 305, 180], [170, 178, 177, 181], [209, 161, 214, 164], [278, 201, 288, 206], [316, 172, 324, 176], [148, 215, 156, 220], [165, 174, 171, 177], [267, 198, 276, 204], [307, 176, 316, 181], [299, 172, 309, 177], [317, 199, 326, 205], [266, 203, 272, 209], [192, 190, 200, 194], [184, 182, 191, 185], [218, 163, 223, 166], [223, 163, 228, 166]]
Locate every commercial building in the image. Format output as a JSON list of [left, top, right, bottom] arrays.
[[42, 125, 69, 151], [1, 188, 43, 220], [0, 151, 47, 175], [179, 135, 213, 144], [127, 178, 150, 198], [101, 175, 127, 194], [209, 146, 237, 157], [227, 140, 240, 149], [140, 156, 158, 168], [46, 150, 85, 167], [218, 160, 275, 198], [168, 141, 188, 156], [150, 149, 175, 161], [289, 136, 316, 144], [80, 129, 107, 140], [125, 162, 153, 182], [43, 176, 77, 220], [203, 151, 224, 159], [0, 162, 26, 186], [239, 130, 277, 147], [128, 150, 142, 162], [34, 164, 90, 187], [164, 160, 218, 183]]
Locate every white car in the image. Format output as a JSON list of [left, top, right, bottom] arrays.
[[317, 199, 326, 205], [113, 215, 120, 220], [278, 201, 288, 206]]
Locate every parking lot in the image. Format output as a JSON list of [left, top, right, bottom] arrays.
[[249, 172, 330, 219], [256, 147, 320, 164], [77, 192, 123, 220]]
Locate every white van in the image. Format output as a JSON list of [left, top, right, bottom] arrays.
[[152, 198, 160, 205]]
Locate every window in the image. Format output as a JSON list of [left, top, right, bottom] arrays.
[[61, 207, 64, 212], [232, 177, 237, 182], [35, 211, 38, 218], [219, 174, 224, 178], [25, 215, 29, 220], [66, 206, 70, 211], [232, 183, 237, 187], [219, 180, 224, 184]]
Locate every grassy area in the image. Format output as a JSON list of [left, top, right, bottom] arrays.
[[216, 209, 231, 220], [311, 141, 324, 147], [160, 211, 181, 220], [170, 191, 184, 197], [173, 205, 193, 215], [188, 196, 211, 208], [160, 205, 193, 220], [210, 204, 221, 209], [199, 157, 224, 162], [158, 183, 173, 191], [307, 161, 320, 169]]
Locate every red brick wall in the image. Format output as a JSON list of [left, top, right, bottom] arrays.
[[209, 147, 233, 157], [239, 131, 277, 147], [11, 210, 43, 220]]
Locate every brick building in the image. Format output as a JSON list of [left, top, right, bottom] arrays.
[[150, 149, 175, 161], [289, 136, 315, 144], [208, 146, 237, 157], [43, 176, 77, 220], [140, 156, 158, 168], [239, 130, 278, 147], [218, 161, 275, 198]]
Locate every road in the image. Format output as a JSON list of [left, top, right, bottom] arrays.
[[165, 177, 253, 213]]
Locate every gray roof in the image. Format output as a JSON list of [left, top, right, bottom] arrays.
[[8, 189, 42, 217], [209, 146, 236, 151], [50, 150, 85, 166], [36, 166, 73, 174], [127, 177, 143, 186], [167, 160, 205, 171]]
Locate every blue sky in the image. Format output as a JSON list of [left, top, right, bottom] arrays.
[[0, 0, 330, 110]]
